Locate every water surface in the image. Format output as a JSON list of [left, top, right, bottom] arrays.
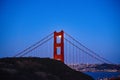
[[85, 72, 120, 80]]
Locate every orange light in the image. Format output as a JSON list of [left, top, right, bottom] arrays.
[[58, 35, 61, 38]]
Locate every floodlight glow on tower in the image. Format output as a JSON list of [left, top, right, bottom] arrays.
[[58, 35, 62, 38]]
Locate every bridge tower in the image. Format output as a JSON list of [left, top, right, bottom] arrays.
[[54, 30, 64, 62]]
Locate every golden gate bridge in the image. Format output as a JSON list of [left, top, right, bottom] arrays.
[[14, 30, 112, 69]]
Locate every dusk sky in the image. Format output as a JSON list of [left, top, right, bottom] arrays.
[[0, 0, 120, 63]]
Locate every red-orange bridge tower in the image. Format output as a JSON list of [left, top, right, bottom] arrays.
[[54, 30, 64, 62]]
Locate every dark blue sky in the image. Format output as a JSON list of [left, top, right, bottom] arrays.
[[0, 0, 120, 63]]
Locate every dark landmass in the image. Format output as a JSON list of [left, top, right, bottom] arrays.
[[69, 63, 120, 72], [95, 63, 120, 70], [0, 57, 94, 80]]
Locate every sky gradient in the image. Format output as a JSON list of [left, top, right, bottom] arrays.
[[0, 0, 120, 63]]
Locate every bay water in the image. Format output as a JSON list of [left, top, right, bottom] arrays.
[[85, 72, 120, 80]]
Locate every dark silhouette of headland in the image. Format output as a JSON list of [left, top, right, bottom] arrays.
[[0, 57, 94, 80]]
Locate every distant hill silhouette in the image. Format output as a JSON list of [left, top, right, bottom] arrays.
[[95, 63, 120, 70], [0, 57, 94, 80]]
